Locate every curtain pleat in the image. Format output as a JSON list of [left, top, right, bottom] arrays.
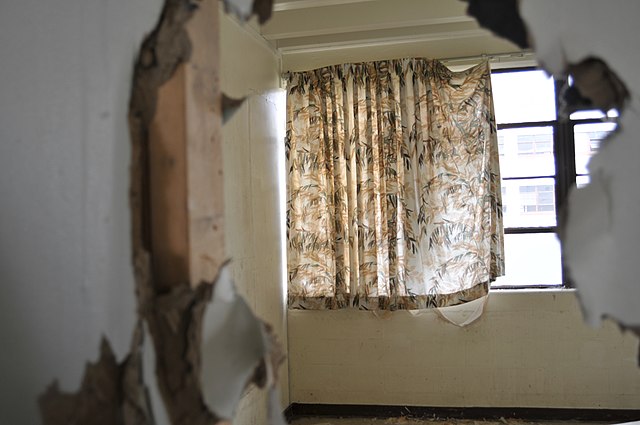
[[286, 58, 504, 310]]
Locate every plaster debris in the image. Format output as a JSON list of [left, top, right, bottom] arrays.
[[517, 1, 640, 337]]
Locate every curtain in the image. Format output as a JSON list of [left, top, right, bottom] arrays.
[[285, 58, 504, 310]]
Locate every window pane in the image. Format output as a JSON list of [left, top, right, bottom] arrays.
[[574, 122, 617, 174], [498, 127, 555, 178], [491, 70, 556, 124], [502, 178, 556, 228], [576, 175, 590, 188], [569, 109, 619, 120], [492, 233, 562, 286]]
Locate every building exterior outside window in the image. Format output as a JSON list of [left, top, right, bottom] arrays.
[[490, 68, 617, 287]]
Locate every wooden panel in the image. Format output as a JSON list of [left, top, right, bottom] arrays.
[[148, 0, 223, 289], [185, 0, 225, 286], [149, 64, 190, 289]]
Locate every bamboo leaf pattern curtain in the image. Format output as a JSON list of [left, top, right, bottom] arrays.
[[285, 58, 504, 310]]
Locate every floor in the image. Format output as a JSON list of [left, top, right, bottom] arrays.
[[290, 418, 612, 425]]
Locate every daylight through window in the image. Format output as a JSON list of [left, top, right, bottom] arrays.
[[490, 68, 617, 287]]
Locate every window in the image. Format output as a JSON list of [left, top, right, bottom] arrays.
[[519, 184, 554, 213], [491, 68, 617, 287]]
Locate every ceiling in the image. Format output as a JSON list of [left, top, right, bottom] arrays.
[[261, 0, 530, 71]]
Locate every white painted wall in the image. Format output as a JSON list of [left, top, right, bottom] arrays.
[[289, 291, 640, 408], [0, 0, 162, 423], [219, 11, 288, 424]]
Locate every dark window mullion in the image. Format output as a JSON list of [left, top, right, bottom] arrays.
[[497, 120, 555, 130], [570, 117, 614, 126], [502, 175, 555, 182], [554, 78, 577, 287], [505, 226, 557, 234]]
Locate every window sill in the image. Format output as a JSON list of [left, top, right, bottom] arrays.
[[490, 286, 575, 294]]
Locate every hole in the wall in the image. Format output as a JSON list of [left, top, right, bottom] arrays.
[[466, 0, 640, 364], [39, 0, 282, 422]]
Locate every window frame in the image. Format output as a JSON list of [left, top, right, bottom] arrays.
[[491, 67, 614, 289]]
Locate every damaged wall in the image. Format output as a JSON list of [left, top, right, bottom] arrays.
[[0, 0, 162, 423], [518, 0, 640, 337], [218, 10, 289, 424], [0, 0, 285, 423]]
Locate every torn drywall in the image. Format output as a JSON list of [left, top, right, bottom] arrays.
[[202, 264, 265, 419], [128, 0, 195, 260], [128, 0, 223, 421], [39, 324, 153, 425], [136, 256, 220, 425], [40, 0, 285, 423], [500, 0, 640, 354], [201, 264, 286, 422], [517, 1, 640, 330], [466, 0, 640, 357]]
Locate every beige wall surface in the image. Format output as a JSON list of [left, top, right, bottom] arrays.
[[220, 10, 288, 424], [288, 290, 640, 409], [221, 14, 281, 98]]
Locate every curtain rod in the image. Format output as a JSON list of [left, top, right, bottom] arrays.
[[281, 50, 536, 79], [439, 50, 535, 64]]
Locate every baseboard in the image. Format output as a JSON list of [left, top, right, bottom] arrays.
[[283, 404, 296, 422], [284, 403, 640, 423]]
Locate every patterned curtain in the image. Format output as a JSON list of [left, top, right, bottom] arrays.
[[285, 58, 504, 310]]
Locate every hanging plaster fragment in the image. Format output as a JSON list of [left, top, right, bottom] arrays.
[[201, 264, 286, 422]]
